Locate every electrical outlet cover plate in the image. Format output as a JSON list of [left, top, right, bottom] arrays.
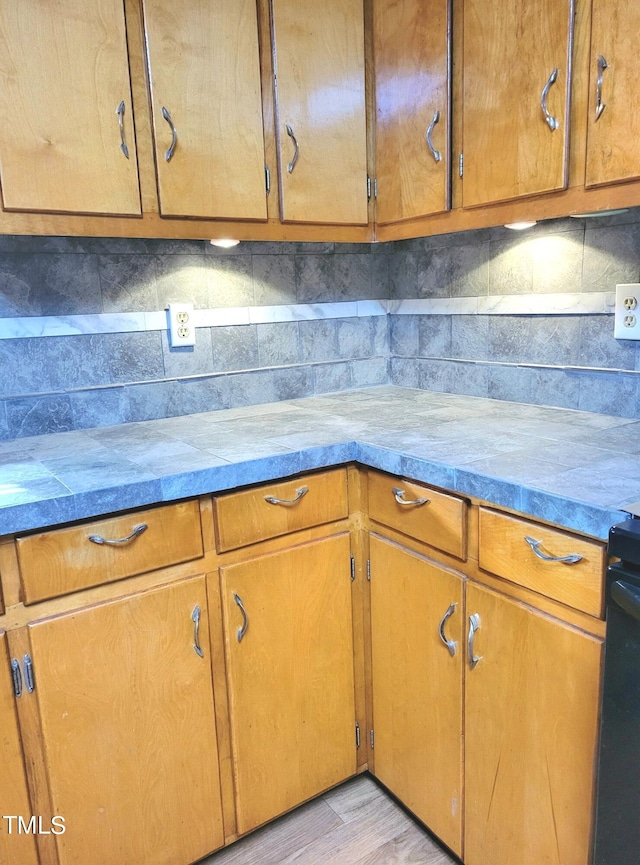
[[614, 284, 640, 340], [167, 302, 196, 347]]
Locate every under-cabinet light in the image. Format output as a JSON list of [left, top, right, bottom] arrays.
[[570, 209, 629, 218], [210, 238, 240, 248], [504, 221, 537, 231]]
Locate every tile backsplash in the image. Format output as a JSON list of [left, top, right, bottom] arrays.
[[1, 209, 639, 439]]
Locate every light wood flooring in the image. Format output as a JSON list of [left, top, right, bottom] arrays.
[[202, 774, 459, 865]]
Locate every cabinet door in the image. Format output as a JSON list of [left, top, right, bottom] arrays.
[[585, 0, 640, 188], [26, 577, 224, 865], [462, 0, 574, 207], [142, 0, 268, 219], [373, 0, 451, 223], [271, 0, 369, 225], [465, 582, 602, 865], [370, 536, 463, 856], [0, 633, 39, 865], [220, 534, 356, 834], [0, 0, 141, 215]]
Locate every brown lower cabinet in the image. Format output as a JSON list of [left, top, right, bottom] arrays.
[[370, 531, 602, 865], [19, 577, 225, 865], [219, 533, 357, 834]]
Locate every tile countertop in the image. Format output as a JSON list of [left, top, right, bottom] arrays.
[[1, 385, 639, 541]]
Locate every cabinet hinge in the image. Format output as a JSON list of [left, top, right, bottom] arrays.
[[350, 554, 356, 582], [458, 153, 464, 178], [367, 176, 371, 202], [265, 165, 271, 196], [366, 559, 371, 581], [23, 654, 35, 694], [370, 729, 375, 749], [373, 178, 378, 199], [355, 721, 361, 749], [11, 658, 22, 698]]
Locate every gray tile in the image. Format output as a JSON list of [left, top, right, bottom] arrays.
[[487, 365, 533, 404], [451, 315, 489, 360], [355, 441, 404, 475], [488, 236, 534, 294], [578, 315, 636, 370], [253, 254, 297, 305], [257, 322, 300, 367], [98, 254, 159, 312], [336, 318, 374, 359], [334, 253, 372, 300], [582, 223, 640, 292], [313, 362, 353, 394], [447, 361, 489, 398], [206, 256, 255, 308], [0, 491, 78, 535], [389, 315, 419, 355], [532, 231, 584, 293], [453, 468, 523, 511], [294, 242, 334, 254], [211, 325, 259, 372], [388, 250, 418, 299], [0, 253, 102, 316], [519, 488, 619, 541], [6, 394, 74, 438], [418, 242, 490, 298], [371, 253, 390, 299], [528, 368, 580, 411], [165, 376, 230, 417], [389, 357, 419, 388], [72, 480, 164, 518], [271, 366, 314, 401], [527, 316, 581, 366], [487, 317, 531, 362], [295, 255, 336, 303], [299, 319, 338, 362], [417, 315, 452, 356], [578, 371, 638, 417], [69, 387, 130, 430], [125, 380, 183, 422], [417, 358, 454, 393], [0, 402, 8, 440], [372, 316, 389, 356], [105, 332, 165, 383], [351, 357, 388, 387], [0, 471, 72, 506], [41, 453, 157, 492], [161, 330, 214, 378], [155, 254, 210, 309]]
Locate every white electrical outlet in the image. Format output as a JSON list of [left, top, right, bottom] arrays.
[[614, 284, 640, 340], [167, 302, 196, 347]]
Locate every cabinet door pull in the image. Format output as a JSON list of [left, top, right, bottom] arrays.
[[192, 605, 204, 658], [264, 486, 308, 506], [234, 593, 249, 642], [23, 654, 35, 693], [116, 100, 130, 159], [425, 110, 442, 163], [161, 106, 178, 162], [595, 54, 608, 121], [439, 602, 457, 656], [392, 486, 430, 507], [285, 123, 299, 173], [468, 613, 482, 670], [540, 68, 560, 131], [11, 658, 22, 698], [87, 523, 148, 546], [523, 535, 582, 564]]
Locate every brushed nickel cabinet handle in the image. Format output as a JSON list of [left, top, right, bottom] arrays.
[[392, 486, 430, 507], [234, 593, 248, 643], [523, 535, 583, 564], [468, 613, 482, 670], [425, 110, 442, 163], [595, 54, 608, 121], [87, 523, 148, 546], [11, 659, 22, 698], [116, 100, 130, 159], [541, 68, 560, 131], [264, 486, 309, 506], [192, 605, 204, 658], [285, 123, 299, 173], [162, 106, 177, 162], [439, 603, 457, 656]]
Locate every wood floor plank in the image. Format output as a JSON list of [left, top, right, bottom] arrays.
[[354, 823, 456, 865], [323, 775, 390, 823]]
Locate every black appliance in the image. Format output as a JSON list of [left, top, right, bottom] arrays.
[[594, 518, 640, 865]]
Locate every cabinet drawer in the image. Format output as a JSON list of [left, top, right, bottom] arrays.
[[16, 500, 203, 604], [213, 469, 348, 552], [368, 472, 467, 560], [478, 508, 606, 617]]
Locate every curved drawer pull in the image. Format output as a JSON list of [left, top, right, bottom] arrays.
[[439, 602, 457, 656], [595, 54, 608, 121], [523, 535, 583, 564], [285, 123, 299, 173], [541, 68, 560, 131], [87, 523, 148, 546], [264, 486, 309, 506], [234, 593, 248, 643], [192, 605, 204, 658], [116, 100, 130, 159], [425, 109, 442, 163], [392, 486, 430, 507], [468, 613, 482, 670], [162, 106, 177, 162]]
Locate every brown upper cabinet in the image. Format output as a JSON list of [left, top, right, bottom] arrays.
[[373, 0, 451, 223], [585, 0, 640, 188], [270, 0, 369, 225], [141, 0, 269, 220], [0, 0, 142, 216], [460, 0, 574, 208]]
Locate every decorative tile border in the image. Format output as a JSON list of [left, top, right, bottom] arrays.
[[388, 292, 614, 316]]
